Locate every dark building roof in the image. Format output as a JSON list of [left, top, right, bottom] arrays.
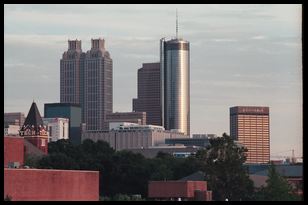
[[246, 164, 303, 178], [23, 102, 44, 127], [44, 103, 81, 108], [178, 171, 205, 181], [20, 102, 46, 135]]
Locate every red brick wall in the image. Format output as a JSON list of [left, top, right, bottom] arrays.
[[24, 136, 48, 154], [4, 136, 24, 167], [148, 181, 207, 198], [4, 168, 99, 201]]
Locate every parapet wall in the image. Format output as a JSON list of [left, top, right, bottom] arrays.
[[4, 168, 99, 201]]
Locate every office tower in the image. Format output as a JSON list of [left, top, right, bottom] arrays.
[[60, 40, 85, 105], [132, 62, 161, 126], [84, 38, 113, 130], [19, 102, 48, 154], [230, 106, 270, 164], [106, 112, 146, 128], [44, 103, 82, 145], [160, 21, 190, 135], [4, 112, 25, 127]]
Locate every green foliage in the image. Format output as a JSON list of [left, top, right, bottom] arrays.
[[38, 153, 79, 170], [196, 133, 254, 201], [254, 164, 301, 201], [24, 154, 42, 168], [40, 135, 277, 201]]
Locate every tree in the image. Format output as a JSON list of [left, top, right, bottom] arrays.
[[196, 133, 254, 201], [24, 154, 42, 168], [38, 153, 79, 170], [255, 164, 301, 201]]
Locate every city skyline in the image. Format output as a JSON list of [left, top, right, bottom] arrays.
[[4, 4, 302, 157]]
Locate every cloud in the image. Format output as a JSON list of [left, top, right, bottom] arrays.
[[251, 35, 266, 40]]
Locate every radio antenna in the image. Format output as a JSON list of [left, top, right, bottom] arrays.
[[176, 9, 178, 39]]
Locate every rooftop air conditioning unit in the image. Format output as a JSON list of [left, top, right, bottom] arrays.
[[8, 161, 20, 168]]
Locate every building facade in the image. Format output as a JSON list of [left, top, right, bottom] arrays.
[[82, 122, 186, 151], [4, 168, 99, 201], [42, 118, 69, 142], [84, 38, 113, 130], [160, 38, 190, 135], [133, 62, 161, 126], [4, 125, 20, 136], [60, 38, 113, 131], [230, 106, 270, 164], [44, 103, 82, 145], [106, 112, 146, 128], [4, 112, 25, 127], [19, 102, 48, 154], [60, 40, 85, 105]]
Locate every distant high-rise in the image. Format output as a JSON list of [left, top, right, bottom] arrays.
[[60, 38, 113, 131], [44, 103, 82, 145], [160, 14, 190, 135], [4, 112, 25, 127], [133, 62, 161, 126], [84, 38, 113, 130], [60, 40, 85, 105], [230, 106, 270, 164]]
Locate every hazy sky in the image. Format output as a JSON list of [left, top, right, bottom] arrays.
[[4, 4, 302, 158]]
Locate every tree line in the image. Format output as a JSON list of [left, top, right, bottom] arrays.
[[24, 133, 301, 201]]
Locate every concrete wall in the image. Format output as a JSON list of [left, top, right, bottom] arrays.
[[83, 130, 186, 151], [148, 181, 207, 198], [4, 168, 99, 201], [4, 136, 24, 167]]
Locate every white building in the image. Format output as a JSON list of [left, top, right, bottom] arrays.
[[83, 122, 186, 151], [4, 125, 20, 136], [42, 118, 69, 142]]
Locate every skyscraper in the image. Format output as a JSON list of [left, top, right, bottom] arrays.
[[60, 38, 113, 131], [160, 20, 190, 135], [84, 38, 113, 130], [133, 62, 161, 126], [230, 106, 270, 164], [60, 40, 85, 105]]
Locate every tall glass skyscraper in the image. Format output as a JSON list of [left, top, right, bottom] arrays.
[[160, 38, 190, 135]]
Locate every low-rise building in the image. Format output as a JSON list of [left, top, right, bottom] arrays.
[[82, 122, 186, 151], [165, 138, 210, 147], [246, 164, 303, 196], [4, 112, 25, 127], [42, 118, 69, 142], [4, 125, 20, 136], [106, 112, 146, 128], [192, 134, 217, 139], [130, 145, 201, 158], [148, 172, 212, 201], [44, 103, 82, 145]]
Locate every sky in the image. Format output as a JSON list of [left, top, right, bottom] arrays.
[[4, 4, 302, 158]]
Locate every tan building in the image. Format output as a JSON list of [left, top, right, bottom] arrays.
[[106, 112, 146, 128], [82, 123, 186, 151], [230, 106, 270, 164], [4, 112, 25, 127]]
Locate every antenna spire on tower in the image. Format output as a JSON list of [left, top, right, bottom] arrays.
[[176, 9, 178, 39]]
